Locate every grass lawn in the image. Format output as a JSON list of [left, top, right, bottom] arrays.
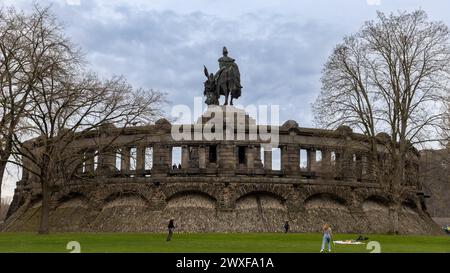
[[0, 232, 449, 253]]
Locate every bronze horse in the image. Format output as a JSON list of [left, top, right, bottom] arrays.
[[203, 65, 241, 106]]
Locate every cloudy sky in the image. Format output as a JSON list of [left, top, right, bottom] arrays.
[[1, 0, 450, 198]]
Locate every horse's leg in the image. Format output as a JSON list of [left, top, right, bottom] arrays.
[[224, 90, 229, 105]]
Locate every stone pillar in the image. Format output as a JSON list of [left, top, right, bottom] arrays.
[[152, 144, 171, 176], [218, 143, 235, 175], [85, 150, 95, 175], [198, 146, 206, 169], [334, 151, 342, 178], [21, 157, 30, 180], [181, 145, 190, 169], [264, 147, 272, 170], [246, 145, 256, 169], [254, 146, 263, 168], [282, 145, 299, 174], [280, 146, 289, 172], [321, 149, 331, 178], [361, 154, 367, 176], [121, 147, 130, 173], [73, 153, 84, 175], [136, 145, 146, 176], [98, 148, 116, 175], [307, 149, 317, 172], [342, 150, 354, 179], [355, 153, 363, 181]]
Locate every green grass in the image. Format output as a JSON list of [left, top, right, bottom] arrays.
[[0, 233, 449, 253]]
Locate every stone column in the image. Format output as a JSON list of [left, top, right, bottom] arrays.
[[334, 151, 342, 178], [282, 145, 299, 174], [181, 145, 190, 169], [246, 145, 256, 169], [361, 154, 367, 175], [342, 150, 354, 179], [136, 145, 146, 176], [152, 144, 171, 176], [121, 147, 130, 174], [321, 149, 331, 178], [97, 148, 116, 175], [254, 146, 263, 168], [264, 147, 272, 170], [73, 153, 84, 175], [21, 157, 30, 180], [198, 146, 206, 169], [307, 149, 317, 172], [85, 150, 95, 175], [280, 145, 288, 171], [355, 153, 363, 181], [218, 143, 235, 175]]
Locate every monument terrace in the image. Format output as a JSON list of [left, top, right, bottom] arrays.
[[2, 48, 440, 235]]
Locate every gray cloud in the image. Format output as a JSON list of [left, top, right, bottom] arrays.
[[49, 6, 346, 126], [2, 0, 450, 198]]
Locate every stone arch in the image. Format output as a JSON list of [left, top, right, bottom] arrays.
[[54, 184, 97, 204], [302, 192, 355, 233], [301, 186, 352, 205], [236, 190, 286, 203], [50, 191, 92, 232], [234, 184, 290, 203], [26, 194, 43, 209], [304, 192, 348, 208], [235, 191, 287, 210], [234, 191, 288, 232], [103, 191, 150, 207], [396, 197, 433, 234], [165, 190, 217, 209], [401, 198, 418, 213], [164, 190, 218, 232], [361, 195, 392, 233], [362, 195, 391, 211], [55, 192, 90, 209], [86, 190, 152, 232], [163, 184, 219, 203]]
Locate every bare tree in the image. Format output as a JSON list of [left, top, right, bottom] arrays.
[[13, 72, 163, 234], [2, 5, 165, 234], [440, 95, 450, 147], [313, 10, 450, 231], [0, 6, 68, 203]]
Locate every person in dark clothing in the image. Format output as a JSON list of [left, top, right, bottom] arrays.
[[284, 221, 290, 233], [356, 234, 369, 241], [178, 163, 182, 169], [166, 218, 175, 241], [172, 164, 177, 170]]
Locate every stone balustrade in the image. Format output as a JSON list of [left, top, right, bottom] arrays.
[[19, 116, 421, 188]]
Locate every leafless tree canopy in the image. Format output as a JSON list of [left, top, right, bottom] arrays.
[[0, 5, 79, 202], [313, 10, 450, 206], [314, 10, 450, 146], [1, 5, 165, 233]]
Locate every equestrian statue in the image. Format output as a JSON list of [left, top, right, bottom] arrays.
[[203, 47, 242, 105]]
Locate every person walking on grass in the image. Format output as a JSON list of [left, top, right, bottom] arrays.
[[166, 218, 175, 241], [284, 221, 290, 233], [320, 223, 333, 252]]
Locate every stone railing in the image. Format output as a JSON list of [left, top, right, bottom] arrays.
[[19, 109, 421, 189]]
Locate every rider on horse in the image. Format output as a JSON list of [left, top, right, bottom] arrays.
[[203, 47, 242, 105]]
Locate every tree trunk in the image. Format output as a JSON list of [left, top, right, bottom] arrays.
[[389, 202, 400, 234], [0, 160, 6, 203], [38, 179, 50, 234]]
